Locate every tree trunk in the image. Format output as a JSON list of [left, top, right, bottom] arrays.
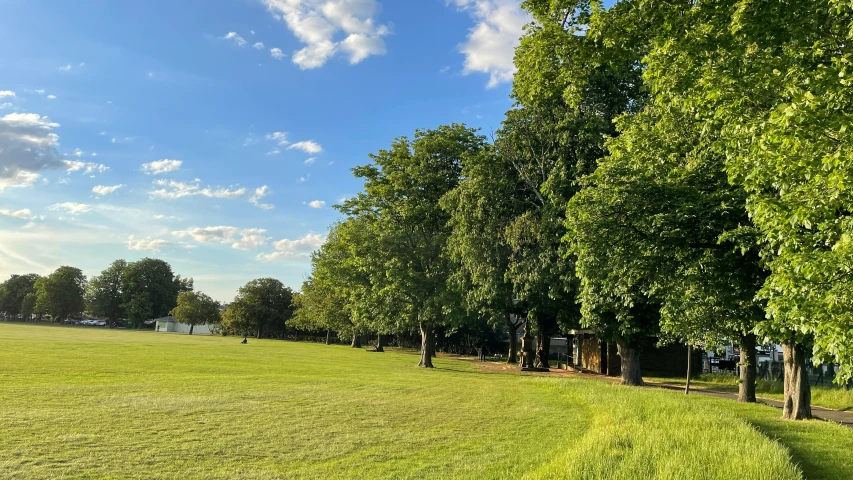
[[617, 342, 643, 386], [189, 324, 194, 335], [738, 333, 757, 403], [535, 333, 551, 369], [351, 333, 361, 348], [418, 322, 435, 368], [506, 315, 520, 364], [375, 333, 384, 352], [325, 329, 331, 345], [685, 345, 692, 395], [782, 340, 812, 420]]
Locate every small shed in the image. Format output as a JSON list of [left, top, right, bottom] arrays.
[[567, 329, 702, 377], [154, 316, 214, 335]]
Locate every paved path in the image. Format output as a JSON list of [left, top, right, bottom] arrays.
[[454, 357, 853, 427], [649, 382, 853, 427]]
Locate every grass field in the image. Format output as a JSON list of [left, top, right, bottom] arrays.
[[646, 373, 853, 412], [2, 324, 853, 479]]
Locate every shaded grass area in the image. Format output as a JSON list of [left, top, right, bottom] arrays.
[[646, 373, 853, 411], [0, 324, 850, 479]]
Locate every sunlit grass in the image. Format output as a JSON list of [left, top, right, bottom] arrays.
[[1, 323, 851, 479], [647, 372, 853, 411]]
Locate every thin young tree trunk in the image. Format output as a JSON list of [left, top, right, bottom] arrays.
[[617, 342, 643, 386], [325, 329, 331, 345], [738, 333, 757, 403], [418, 322, 435, 368], [375, 333, 384, 352], [685, 345, 692, 395], [782, 340, 812, 420], [351, 333, 361, 348], [189, 324, 194, 335], [535, 333, 551, 369]]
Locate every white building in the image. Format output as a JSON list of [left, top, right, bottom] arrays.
[[154, 316, 215, 335]]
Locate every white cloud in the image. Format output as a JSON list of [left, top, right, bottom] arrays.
[[0, 112, 64, 189], [451, 0, 528, 88], [266, 148, 281, 156], [150, 179, 246, 200], [71, 148, 83, 157], [261, 0, 390, 69], [249, 185, 275, 210], [256, 232, 325, 261], [0, 208, 34, 220], [0, 91, 15, 98], [46, 95, 57, 100], [288, 140, 322, 154], [308, 200, 325, 208], [297, 176, 307, 183], [253, 41, 266, 50], [49, 202, 92, 214], [141, 159, 182, 175], [127, 235, 171, 252], [92, 184, 124, 195], [265, 131, 289, 145], [64, 160, 109, 175], [172, 226, 270, 250], [56, 177, 70, 185], [153, 214, 180, 221], [111, 136, 133, 143], [90, 152, 98, 157], [304, 157, 316, 165], [270, 47, 286, 60], [222, 31, 247, 46], [59, 65, 72, 71], [33, 89, 45, 95], [0, 103, 13, 110]]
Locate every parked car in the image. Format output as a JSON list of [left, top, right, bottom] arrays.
[[95, 320, 107, 327], [63, 318, 77, 325]]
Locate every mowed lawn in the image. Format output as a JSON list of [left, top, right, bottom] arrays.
[[1, 324, 852, 479]]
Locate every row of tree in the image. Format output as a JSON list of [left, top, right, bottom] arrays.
[[293, 0, 853, 420], [0, 260, 297, 339]]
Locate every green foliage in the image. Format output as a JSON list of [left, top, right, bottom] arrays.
[[33, 266, 86, 321], [86, 260, 127, 321], [223, 278, 293, 338], [339, 124, 488, 339], [170, 291, 220, 334], [0, 273, 41, 316], [122, 258, 187, 327]]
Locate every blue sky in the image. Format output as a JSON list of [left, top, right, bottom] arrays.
[[0, 0, 529, 302]]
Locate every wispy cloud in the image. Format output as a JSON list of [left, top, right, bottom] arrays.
[[92, 184, 124, 196], [249, 185, 275, 210], [270, 47, 285, 60], [150, 179, 246, 200], [0, 208, 34, 220], [173, 226, 270, 251], [256, 233, 325, 261], [308, 200, 325, 208], [127, 235, 171, 252], [64, 160, 109, 175], [141, 159, 182, 175], [49, 202, 92, 214], [222, 31, 247, 46], [288, 140, 322, 154]]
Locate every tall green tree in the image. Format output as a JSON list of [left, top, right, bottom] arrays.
[[170, 291, 220, 335], [442, 144, 525, 363], [0, 273, 41, 317], [33, 266, 86, 322], [86, 260, 128, 323], [341, 124, 487, 367], [122, 258, 186, 327], [227, 278, 294, 339]]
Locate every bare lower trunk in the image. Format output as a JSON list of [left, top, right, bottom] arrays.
[[782, 340, 812, 420], [325, 329, 331, 345], [738, 333, 757, 403], [189, 324, 194, 335], [617, 343, 643, 386], [351, 333, 361, 348], [507, 316, 520, 364], [375, 334, 384, 352], [535, 333, 551, 369], [685, 345, 692, 395], [418, 322, 435, 368]]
